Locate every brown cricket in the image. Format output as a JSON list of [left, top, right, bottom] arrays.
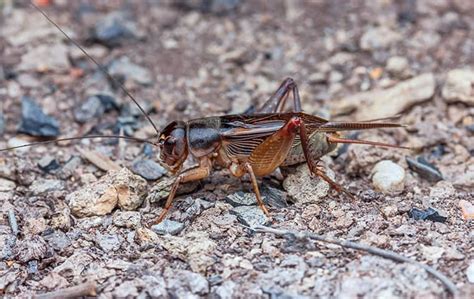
[[2, 3, 410, 225]]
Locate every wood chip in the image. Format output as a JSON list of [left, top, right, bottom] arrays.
[[77, 148, 121, 172]]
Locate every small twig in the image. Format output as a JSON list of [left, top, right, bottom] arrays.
[[7, 209, 18, 236], [33, 281, 97, 299], [252, 225, 458, 297]]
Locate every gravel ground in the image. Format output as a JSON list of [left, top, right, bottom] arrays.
[[0, 0, 473, 298]]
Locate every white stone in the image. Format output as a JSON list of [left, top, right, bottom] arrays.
[[372, 160, 405, 194], [442, 69, 474, 105]]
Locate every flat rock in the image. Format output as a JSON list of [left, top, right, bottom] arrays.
[[0, 112, 4, 135], [335, 73, 435, 119], [459, 200, 474, 220], [73, 96, 106, 123], [165, 268, 209, 297], [226, 191, 257, 206], [151, 219, 185, 235], [108, 56, 153, 85], [406, 156, 443, 182], [283, 164, 330, 203], [230, 206, 267, 227], [43, 231, 71, 251], [467, 261, 474, 283], [147, 177, 199, 203], [112, 211, 141, 228], [67, 168, 147, 217], [17, 43, 70, 73], [18, 96, 60, 137], [408, 207, 447, 223], [131, 159, 166, 180], [0, 178, 16, 192], [2, 10, 60, 47], [90, 11, 142, 48], [386, 56, 411, 78], [371, 160, 405, 194], [442, 69, 474, 105], [97, 233, 122, 251], [37, 155, 60, 173], [30, 179, 65, 195], [360, 27, 402, 51]]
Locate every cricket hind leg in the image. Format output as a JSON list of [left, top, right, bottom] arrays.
[[152, 157, 212, 225], [299, 120, 356, 200], [258, 77, 302, 113]]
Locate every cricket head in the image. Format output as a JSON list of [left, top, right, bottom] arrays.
[[158, 121, 188, 174]]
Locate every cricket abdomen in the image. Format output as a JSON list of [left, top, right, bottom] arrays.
[[282, 132, 337, 166]]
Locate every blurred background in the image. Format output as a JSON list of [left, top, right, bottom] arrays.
[[0, 0, 473, 297]]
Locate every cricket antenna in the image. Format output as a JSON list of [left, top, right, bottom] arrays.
[[0, 135, 158, 152], [30, 1, 161, 135]]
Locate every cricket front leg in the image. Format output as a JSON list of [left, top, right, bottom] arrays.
[[258, 77, 302, 113], [153, 157, 212, 224]]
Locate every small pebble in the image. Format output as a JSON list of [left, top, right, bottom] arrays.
[[73, 96, 106, 123], [30, 179, 64, 195], [261, 184, 288, 208], [151, 219, 185, 235], [386, 56, 410, 78], [226, 191, 257, 207], [108, 56, 153, 85], [371, 160, 405, 194], [7, 137, 30, 153], [97, 233, 122, 251], [459, 200, 474, 220], [113, 211, 141, 228], [58, 156, 82, 179], [131, 159, 166, 180], [442, 69, 474, 105], [37, 155, 60, 173], [0, 112, 4, 135], [91, 11, 141, 48], [408, 207, 448, 223], [18, 96, 60, 137], [43, 230, 71, 251], [406, 156, 443, 183], [466, 261, 474, 283], [230, 206, 267, 227], [0, 178, 16, 192]]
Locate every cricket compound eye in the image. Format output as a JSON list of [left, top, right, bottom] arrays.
[[158, 121, 188, 171]]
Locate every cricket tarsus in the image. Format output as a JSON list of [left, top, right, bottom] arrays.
[[0, 135, 157, 152], [30, 1, 161, 135]]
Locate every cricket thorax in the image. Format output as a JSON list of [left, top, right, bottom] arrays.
[[187, 117, 222, 157]]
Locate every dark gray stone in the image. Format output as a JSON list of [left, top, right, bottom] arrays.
[[91, 12, 140, 48], [18, 96, 60, 137], [44, 230, 71, 251], [226, 191, 257, 207], [151, 220, 184, 235], [230, 206, 267, 227], [97, 233, 122, 251], [74, 96, 105, 123], [0, 112, 4, 135], [37, 155, 60, 173], [408, 207, 448, 223], [131, 159, 166, 180], [406, 156, 443, 183]]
